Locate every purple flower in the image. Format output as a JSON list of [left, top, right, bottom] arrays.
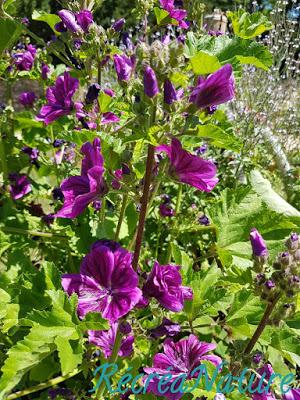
[[252, 364, 276, 400], [190, 64, 235, 110], [62, 240, 142, 321], [54, 21, 67, 32], [250, 228, 268, 257], [144, 66, 159, 98], [283, 389, 300, 400], [264, 280, 275, 290], [113, 54, 135, 81], [112, 18, 125, 32], [104, 88, 115, 97], [88, 322, 134, 358], [143, 261, 193, 312], [57, 9, 93, 33], [198, 215, 210, 226], [13, 44, 36, 71], [156, 138, 218, 192], [252, 352, 263, 364], [196, 144, 208, 155], [164, 79, 184, 105], [55, 138, 107, 219], [19, 92, 36, 107], [21, 17, 30, 26], [37, 72, 79, 125], [160, 0, 189, 29], [101, 112, 120, 125], [76, 10, 93, 32], [159, 203, 175, 217], [41, 63, 50, 80], [85, 83, 101, 104], [57, 10, 80, 32], [52, 187, 64, 201], [149, 318, 181, 338], [9, 173, 31, 200], [144, 335, 221, 400], [112, 168, 123, 190], [21, 146, 39, 164], [122, 33, 134, 51], [42, 213, 55, 226]]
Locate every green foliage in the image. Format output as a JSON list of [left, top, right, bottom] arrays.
[[0, 18, 23, 54], [227, 10, 273, 39], [32, 10, 61, 33], [190, 51, 221, 75]]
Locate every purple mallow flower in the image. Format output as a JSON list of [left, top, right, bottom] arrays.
[[252, 364, 276, 400], [190, 64, 235, 110], [144, 335, 221, 400], [9, 173, 31, 200], [76, 10, 93, 32], [21, 146, 39, 165], [143, 261, 193, 312], [164, 79, 184, 105], [37, 72, 79, 125], [160, 0, 189, 29], [198, 215, 210, 226], [62, 240, 142, 321], [41, 62, 50, 80], [55, 138, 107, 219], [112, 18, 125, 32], [88, 322, 134, 358], [144, 66, 159, 98], [57, 9, 93, 33], [85, 83, 101, 104], [264, 280, 275, 290], [149, 318, 181, 338], [156, 138, 218, 192], [283, 389, 300, 400], [13, 44, 36, 71], [159, 203, 175, 217], [196, 144, 208, 155], [113, 54, 135, 81], [19, 92, 36, 107], [250, 228, 268, 257]]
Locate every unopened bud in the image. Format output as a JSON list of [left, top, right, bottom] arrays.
[[286, 233, 299, 251]]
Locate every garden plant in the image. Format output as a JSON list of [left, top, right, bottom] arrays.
[[0, 0, 299, 399]]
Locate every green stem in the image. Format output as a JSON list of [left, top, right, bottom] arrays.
[[95, 323, 123, 398], [0, 131, 8, 183], [166, 184, 183, 263], [7, 369, 82, 400], [115, 193, 128, 241], [1, 226, 67, 240]]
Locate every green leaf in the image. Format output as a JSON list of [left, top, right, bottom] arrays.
[[79, 312, 109, 331], [0, 18, 23, 54], [227, 289, 263, 324], [250, 170, 300, 218], [190, 51, 221, 75], [209, 187, 298, 269], [195, 124, 242, 152], [55, 337, 83, 375], [99, 91, 112, 113], [227, 10, 273, 39], [0, 290, 82, 398], [32, 10, 61, 33], [153, 7, 171, 25], [185, 263, 222, 320]]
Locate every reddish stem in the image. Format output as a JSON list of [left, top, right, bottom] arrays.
[[132, 144, 155, 271]]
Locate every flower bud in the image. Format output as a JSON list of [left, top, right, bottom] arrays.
[[252, 352, 263, 365], [294, 249, 300, 262], [250, 228, 268, 257], [264, 280, 276, 290], [143, 66, 159, 98], [85, 83, 101, 104], [119, 321, 132, 334], [198, 215, 210, 226], [286, 232, 299, 252], [278, 251, 292, 266], [112, 18, 125, 32]]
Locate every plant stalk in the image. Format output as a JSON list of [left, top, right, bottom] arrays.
[[132, 144, 155, 271], [115, 193, 128, 241], [95, 323, 123, 398], [1, 226, 67, 240], [7, 369, 82, 400], [243, 293, 281, 355]]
